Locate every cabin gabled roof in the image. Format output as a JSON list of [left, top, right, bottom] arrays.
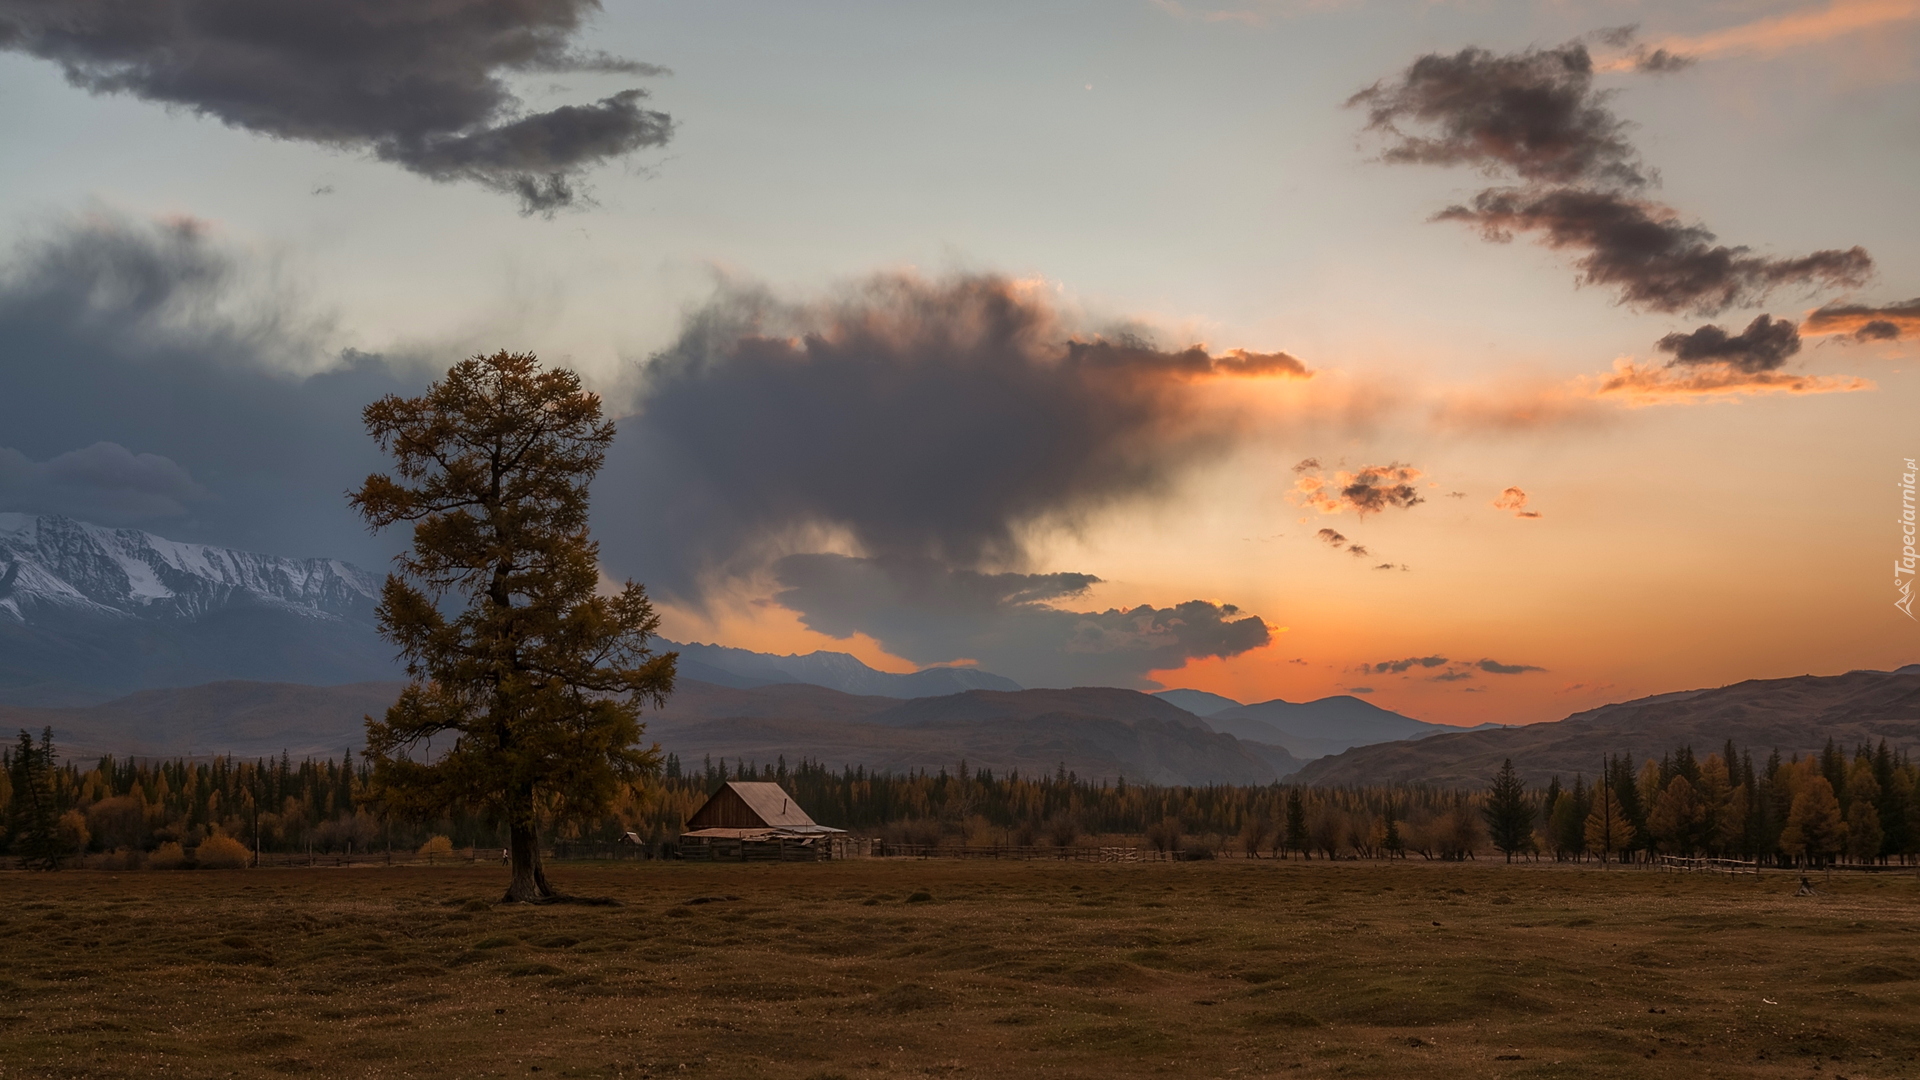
[[685, 781, 821, 830]]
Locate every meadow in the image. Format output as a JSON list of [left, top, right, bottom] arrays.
[[1, 860, 1916, 1080]]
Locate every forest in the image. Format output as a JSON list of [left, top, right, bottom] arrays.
[[5, 727, 1916, 869]]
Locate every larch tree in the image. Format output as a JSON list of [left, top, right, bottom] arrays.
[[1779, 775, 1847, 868], [351, 350, 676, 903], [1584, 780, 1634, 864]]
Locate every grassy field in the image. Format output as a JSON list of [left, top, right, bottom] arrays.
[[1, 859, 1916, 1080]]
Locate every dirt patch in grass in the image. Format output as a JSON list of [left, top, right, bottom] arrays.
[[0, 860, 1916, 1078]]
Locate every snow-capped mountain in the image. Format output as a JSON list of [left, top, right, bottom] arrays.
[[0, 514, 380, 623], [0, 515, 397, 706]]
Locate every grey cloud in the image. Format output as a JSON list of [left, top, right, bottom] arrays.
[[1360, 40, 1873, 317], [771, 554, 1271, 689], [1478, 658, 1545, 674], [1372, 655, 1448, 674], [0, 0, 671, 214], [1804, 297, 1920, 342], [1633, 48, 1693, 74], [1315, 528, 1347, 546], [1435, 187, 1872, 316], [602, 273, 1280, 591], [0, 442, 210, 523], [1351, 41, 1649, 188], [1656, 314, 1801, 373], [1431, 670, 1474, 682], [0, 209, 423, 563], [597, 273, 1284, 686]]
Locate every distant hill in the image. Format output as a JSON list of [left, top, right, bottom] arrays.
[[0, 514, 398, 706], [663, 639, 1021, 698], [1152, 689, 1244, 716], [1294, 669, 1920, 788], [1155, 692, 1502, 760], [869, 687, 1208, 729], [8, 680, 406, 760], [649, 681, 1296, 785]]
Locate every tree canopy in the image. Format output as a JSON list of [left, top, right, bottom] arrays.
[[351, 350, 675, 902]]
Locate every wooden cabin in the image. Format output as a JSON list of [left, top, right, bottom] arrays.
[[677, 781, 857, 861]]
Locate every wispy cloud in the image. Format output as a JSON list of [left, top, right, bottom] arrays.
[[1626, 0, 1920, 65], [1804, 297, 1920, 341]]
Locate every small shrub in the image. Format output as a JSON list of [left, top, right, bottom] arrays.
[[417, 835, 455, 858], [1180, 843, 1216, 861], [149, 841, 188, 869], [195, 833, 252, 869]]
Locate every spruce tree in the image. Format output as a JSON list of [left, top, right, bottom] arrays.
[[352, 350, 676, 903], [1284, 788, 1309, 859], [1482, 758, 1531, 862], [7, 728, 61, 870]]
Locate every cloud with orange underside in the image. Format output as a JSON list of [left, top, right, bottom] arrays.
[[1591, 359, 1874, 403], [1802, 297, 1920, 341]]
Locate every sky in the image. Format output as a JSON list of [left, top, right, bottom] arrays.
[[0, 0, 1916, 725]]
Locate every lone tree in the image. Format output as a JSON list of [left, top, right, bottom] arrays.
[[1482, 758, 1532, 862], [351, 350, 676, 903]]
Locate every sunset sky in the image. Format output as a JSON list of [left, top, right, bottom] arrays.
[[0, 0, 1915, 725]]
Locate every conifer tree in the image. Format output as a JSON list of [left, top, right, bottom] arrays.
[[351, 350, 676, 902], [1482, 759, 1531, 861], [1284, 787, 1309, 859], [1584, 773, 1634, 864], [7, 728, 61, 870]]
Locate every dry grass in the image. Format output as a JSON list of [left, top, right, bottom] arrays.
[[1, 859, 1917, 1079]]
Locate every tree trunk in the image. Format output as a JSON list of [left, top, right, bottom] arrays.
[[503, 819, 555, 903]]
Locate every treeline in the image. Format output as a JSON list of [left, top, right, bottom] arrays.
[[6, 730, 1915, 868], [1507, 739, 1916, 866]]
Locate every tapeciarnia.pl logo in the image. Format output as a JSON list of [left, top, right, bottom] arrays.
[[1900, 457, 1917, 620]]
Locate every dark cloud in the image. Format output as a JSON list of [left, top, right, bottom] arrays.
[[1313, 526, 1371, 559], [1293, 461, 1425, 517], [771, 554, 1270, 689], [1350, 41, 1649, 188], [1656, 314, 1800, 372], [1372, 655, 1448, 674], [1478, 658, 1545, 674], [1804, 297, 1920, 342], [1435, 187, 1872, 316], [1359, 40, 1873, 317], [1633, 48, 1693, 74], [599, 273, 1291, 687], [0, 209, 423, 563], [1347, 686, 1375, 694], [0, 1, 672, 214], [0, 442, 209, 523], [1366, 654, 1541, 679]]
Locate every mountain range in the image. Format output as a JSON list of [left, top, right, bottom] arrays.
[[0, 515, 1032, 707], [1294, 668, 1920, 788], [663, 639, 1022, 697], [1151, 688, 1504, 759], [0, 514, 398, 705]]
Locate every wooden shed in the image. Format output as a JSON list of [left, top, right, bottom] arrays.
[[677, 781, 858, 861]]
